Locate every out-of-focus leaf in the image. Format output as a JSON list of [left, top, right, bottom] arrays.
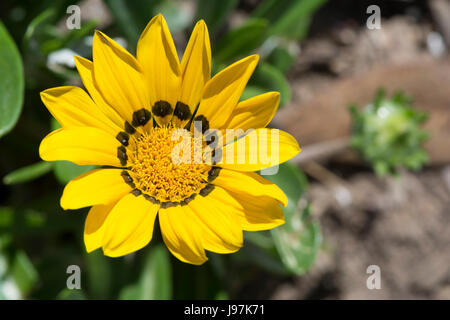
[[272, 204, 322, 275], [267, 46, 296, 74], [10, 250, 39, 296], [57, 288, 86, 300], [240, 85, 267, 101], [105, 0, 141, 46], [3, 161, 53, 185], [253, 0, 327, 40], [214, 18, 268, 64], [54, 161, 96, 184], [154, 0, 191, 33], [0, 20, 24, 138], [251, 62, 291, 106], [22, 8, 55, 49], [86, 250, 112, 299], [265, 162, 321, 274], [0, 208, 14, 228], [119, 244, 172, 300], [196, 0, 239, 33]]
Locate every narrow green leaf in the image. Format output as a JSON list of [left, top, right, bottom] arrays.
[[0, 20, 24, 138], [11, 250, 39, 296], [196, 0, 239, 33], [140, 245, 172, 300], [253, 0, 327, 40], [105, 0, 140, 46], [3, 162, 53, 185], [54, 161, 96, 184], [119, 244, 172, 300], [86, 250, 112, 299], [214, 18, 268, 64]]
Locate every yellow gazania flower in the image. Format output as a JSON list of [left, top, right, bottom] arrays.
[[39, 14, 301, 264]]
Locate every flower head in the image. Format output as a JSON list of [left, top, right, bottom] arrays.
[[39, 14, 301, 264]]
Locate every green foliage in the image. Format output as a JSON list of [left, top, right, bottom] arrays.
[[214, 18, 268, 65], [119, 245, 172, 300], [252, 0, 327, 40], [3, 161, 53, 185], [196, 0, 239, 33], [0, 20, 24, 138], [350, 90, 430, 176], [265, 162, 322, 274]]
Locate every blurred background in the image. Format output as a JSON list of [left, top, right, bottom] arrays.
[[0, 0, 449, 300]]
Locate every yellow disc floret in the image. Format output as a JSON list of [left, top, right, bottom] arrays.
[[128, 125, 211, 203]]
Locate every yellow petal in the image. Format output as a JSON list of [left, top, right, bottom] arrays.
[[74, 56, 125, 128], [60, 169, 132, 210], [102, 193, 159, 257], [93, 31, 150, 124], [40, 86, 121, 137], [159, 206, 208, 265], [226, 190, 285, 231], [137, 14, 181, 126], [211, 169, 287, 206], [194, 55, 259, 130], [188, 188, 243, 254], [39, 127, 123, 167], [224, 92, 280, 138], [173, 20, 211, 127], [84, 200, 117, 253], [218, 128, 301, 172]]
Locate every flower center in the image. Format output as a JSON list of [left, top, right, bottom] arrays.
[[128, 126, 212, 204]]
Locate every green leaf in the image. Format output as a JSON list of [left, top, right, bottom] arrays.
[[119, 244, 172, 300], [22, 9, 56, 49], [265, 162, 321, 274], [105, 0, 141, 46], [0, 20, 24, 138], [53, 161, 96, 184], [86, 250, 112, 299], [196, 0, 239, 33], [10, 250, 39, 296], [253, 0, 327, 40], [251, 62, 292, 107], [214, 18, 268, 64], [267, 46, 296, 74], [272, 205, 322, 275], [240, 85, 267, 101], [3, 161, 53, 185]]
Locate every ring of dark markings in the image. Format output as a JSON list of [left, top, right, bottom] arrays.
[[124, 121, 136, 134], [208, 148, 221, 166], [173, 102, 191, 121], [152, 100, 173, 118], [123, 170, 216, 206], [121, 170, 135, 188], [116, 131, 130, 146], [199, 184, 214, 197], [193, 115, 209, 133], [117, 146, 128, 166], [208, 166, 221, 182], [132, 108, 151, 127], [118, 103, 219, 206]]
